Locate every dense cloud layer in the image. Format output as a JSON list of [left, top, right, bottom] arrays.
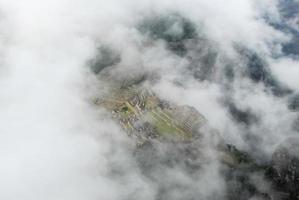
[[0, 0, 298, 200]]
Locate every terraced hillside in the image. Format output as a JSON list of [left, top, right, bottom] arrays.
[[95, 86, 206, 142]]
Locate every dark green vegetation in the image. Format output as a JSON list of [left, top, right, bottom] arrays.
[[90, 46, 121, 74], [278, 0, 299, 56], [138, 13, 197, 56], [227, 103, 259, 126], [288, 94, 299, 111], [265, 138, 299, 200], [235, 47, 292, 97]]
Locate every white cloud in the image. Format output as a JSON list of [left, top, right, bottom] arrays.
[[271, 57, 299, 91], [0, 0, 298, 199]]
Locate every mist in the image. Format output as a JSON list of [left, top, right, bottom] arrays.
[[0, 0, 298, 200]]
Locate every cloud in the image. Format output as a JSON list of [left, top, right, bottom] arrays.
[[0, 0, 298, 199], [271, 57, 299, 91]]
